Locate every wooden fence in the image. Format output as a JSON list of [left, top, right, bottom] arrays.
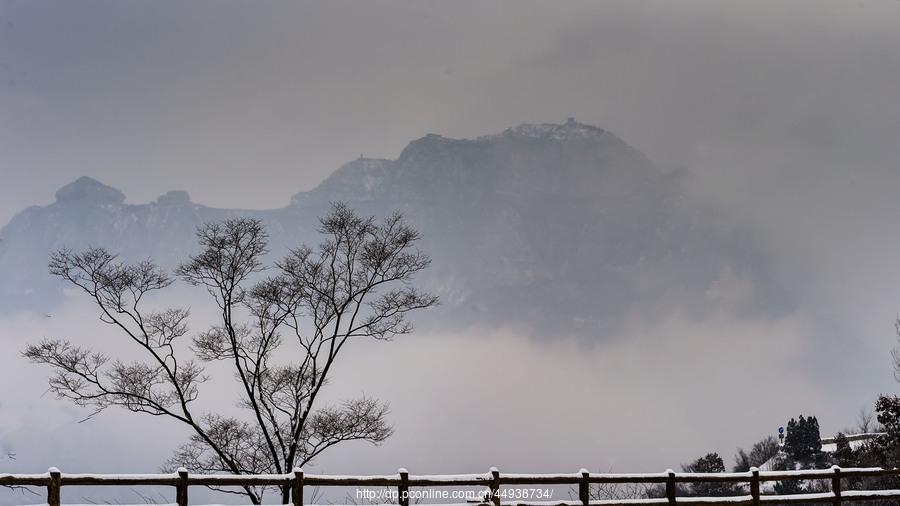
[[2, 466, 900, 506]]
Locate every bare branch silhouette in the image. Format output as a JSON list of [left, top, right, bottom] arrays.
[[24, 203, 436, 504]]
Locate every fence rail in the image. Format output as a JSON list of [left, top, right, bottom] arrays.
[[2, 466, 900, 506]]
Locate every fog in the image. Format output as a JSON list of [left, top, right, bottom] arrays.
[[0, 277, 890, 502], [3, 1, 900, 502]]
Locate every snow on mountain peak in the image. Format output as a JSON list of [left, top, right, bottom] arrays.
[[482, 118, 608, 142]]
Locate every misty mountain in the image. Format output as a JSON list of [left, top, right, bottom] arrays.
[[0, 120, 784, 335]]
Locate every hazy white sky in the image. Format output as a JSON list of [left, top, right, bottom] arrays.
[[3, 0, 900, 494], [2, 1, 899, 223]]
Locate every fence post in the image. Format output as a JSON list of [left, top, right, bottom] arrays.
[[293, 468, 304, 506], [832, 465, 842, 506], [750, 467, 760, 506], [665, 469, 676, 505], [490, 467, 500, 506], [579, 468, 590, 506], [398, 468, 409, 506], [176, 467, 188, 506], [47, 467, 61, 506]]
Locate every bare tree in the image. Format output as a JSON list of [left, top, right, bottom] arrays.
[[588, 482, 656, 502], [857, 406, 879, 434], [24, 203, 438, 504], [892, 317, 900, 383], [1, 451, 39, 498], [568, 467, 656, 503], [734, 436, 780, 472]]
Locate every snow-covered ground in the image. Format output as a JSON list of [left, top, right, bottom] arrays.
[[818, 433, 885, 454]]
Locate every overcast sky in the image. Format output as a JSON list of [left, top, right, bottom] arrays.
[[2, 1, 899, 222], [3, 0, 900, 496]]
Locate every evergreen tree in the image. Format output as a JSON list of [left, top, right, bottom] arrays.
[[857, 395, 900, 469], [876, 395, 900, 440], [777, 413, 831, 496], [687, 453, 727, 473], [833, 433, 856, 468], [784, 417, 800, 460], [808, 416, 823, 455], [784, 414, 823, 465], [683, 453, 738, 497]]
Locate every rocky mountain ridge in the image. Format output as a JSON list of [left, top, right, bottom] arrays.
[[0, 120, 783, 335]]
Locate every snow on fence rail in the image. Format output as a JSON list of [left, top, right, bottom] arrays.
[[2, 466, 900, 506]]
